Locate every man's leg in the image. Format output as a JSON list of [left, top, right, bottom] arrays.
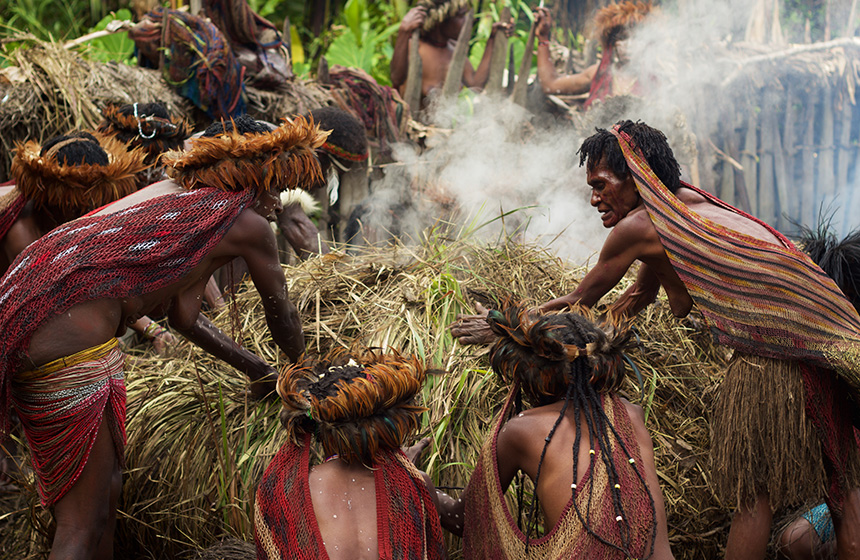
[[725, 493, 772, 560], [49, 416, 120, 560], [832, 488, 860, 559]]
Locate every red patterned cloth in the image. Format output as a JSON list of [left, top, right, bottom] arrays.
[[583, 49, 644, 110], [11, 339, 126, 507], [0, 187, 255, 435], [463, 387, 655, 559], [255, 434, 445, 560]]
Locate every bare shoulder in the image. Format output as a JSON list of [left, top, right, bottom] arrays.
[[604, 207, 659, 251], [673, 187, 707, 205], [496, 410, 537, 452], [619, 397, 652, 444], [225, 208, 276, 244]]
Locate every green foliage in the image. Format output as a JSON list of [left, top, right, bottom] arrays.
[[323, 0, 399, 85], [0, 0, 95, 40], [78, 9, 137, 64]]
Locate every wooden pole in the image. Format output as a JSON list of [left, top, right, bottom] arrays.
[[511, 20, 536, 106], [818, 87, 836, 209], [403, 30, 423, 118], [728, 115, 753, 214], [782, 85, 797, 219], [837, 88, 853, 193], [282, 16, 293, 74], [485, 7, 511, 96], [441, 10, 475, 99], [846, 0, 859, 37], [770, 93, 790, 231], [506, 43, 516, 95], [759, 93, 776, 225], [801, 89, 817, 228], [742, 107, 759, 216]]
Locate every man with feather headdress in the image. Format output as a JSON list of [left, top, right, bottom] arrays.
[[536, 1, 653, 108], [0, 115, 326, 559]]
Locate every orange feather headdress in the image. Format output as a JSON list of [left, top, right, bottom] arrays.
[[161, 116, 329, 196], [277, 349, 427, 465], [595, 1, 653, 49], [11, 134, 147, 214]]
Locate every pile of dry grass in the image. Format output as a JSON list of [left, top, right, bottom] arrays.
[[0, 236, 743, 559], [0, 37, 333, 182]]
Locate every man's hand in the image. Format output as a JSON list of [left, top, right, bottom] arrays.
[[249, 367, 278, 400], [490, 20, 513, 38], [150, 329, 178, 356], [399, 6, 427, 34], [535, 7, 552, 40], [449, 302, 496, 345], [403, 436, 431, 465]]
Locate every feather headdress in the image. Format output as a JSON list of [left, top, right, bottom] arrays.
[[162, 116, 329, 195], [12, 134, 147, 214], [418, 0, 471, 33], [278, 349, 427, 465], [595, 1, 653, 48]]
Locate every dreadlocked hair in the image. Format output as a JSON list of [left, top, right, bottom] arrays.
[[594, 1, 653, 49], [417, 0, 470, 33], [277, 348, 428, 466], [488, 305, 657, 557], [98, 103, 192, 165], [579, 119, 681, 194], [161, 115, 329, 196], [13, 133, 147, 217], [308, 106, 369, 164], [799, 219, 860, 311]]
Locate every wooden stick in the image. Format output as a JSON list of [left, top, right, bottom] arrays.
[[403, 30, 423, 118], [506, 43, 516, 95], [512, 20, 536, 106], [485, 7, 510, 96], [742, 106, 759, 216], [818, 87, 836, 204], [759, 95, 776, 225], [727, 113, 753, 213], [846, 0, 859, 38], [770, 93, 790, 230], [837, 88, 853, 193], [441, 9, 475, 99], [801, 89, 816, 227], [63, 20, 135, 50], [782, 84, 797, 218]]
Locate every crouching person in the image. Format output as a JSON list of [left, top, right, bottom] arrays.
[[255, 350, 446, 560], [435, 306, 674, 559]]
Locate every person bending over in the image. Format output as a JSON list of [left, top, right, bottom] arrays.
[[0, 114, 325, 560], [255, 349, 445, 560], [436, 306, 673, 559]]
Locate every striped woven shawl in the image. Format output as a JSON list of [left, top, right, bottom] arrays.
[[610, 127, 860, 399]]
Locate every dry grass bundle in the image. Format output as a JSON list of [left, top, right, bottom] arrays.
[[0, 38, 336, 183], [0, 234, 789, 559]]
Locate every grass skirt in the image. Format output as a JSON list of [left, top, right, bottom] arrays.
[[711, 353, 827, 512]]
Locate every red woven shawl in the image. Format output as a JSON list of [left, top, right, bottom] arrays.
[[255, 434, 445, 560], [0, 187, 255, 434]]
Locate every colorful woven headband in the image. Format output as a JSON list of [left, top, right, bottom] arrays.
[[322, 141, 368, 163], [161, 116, 329, 195], [12, 134, 147, 213]]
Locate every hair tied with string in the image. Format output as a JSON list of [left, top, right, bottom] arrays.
[[563, 342, 598, 361]]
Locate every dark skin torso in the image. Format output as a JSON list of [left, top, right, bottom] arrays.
[[434, 397, 674, 559], [22, 180, 304, 380], [309, 461, 379, 560]]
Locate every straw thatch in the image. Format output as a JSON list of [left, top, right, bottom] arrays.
[[0, 232, 746, 559], [0, 37, 333, 183]]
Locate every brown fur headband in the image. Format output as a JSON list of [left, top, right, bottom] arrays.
[[278, 349, 427, 465], [161, 116, 329, 195], [12, 134, 147, 213], [595, 1, 653, 49]]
